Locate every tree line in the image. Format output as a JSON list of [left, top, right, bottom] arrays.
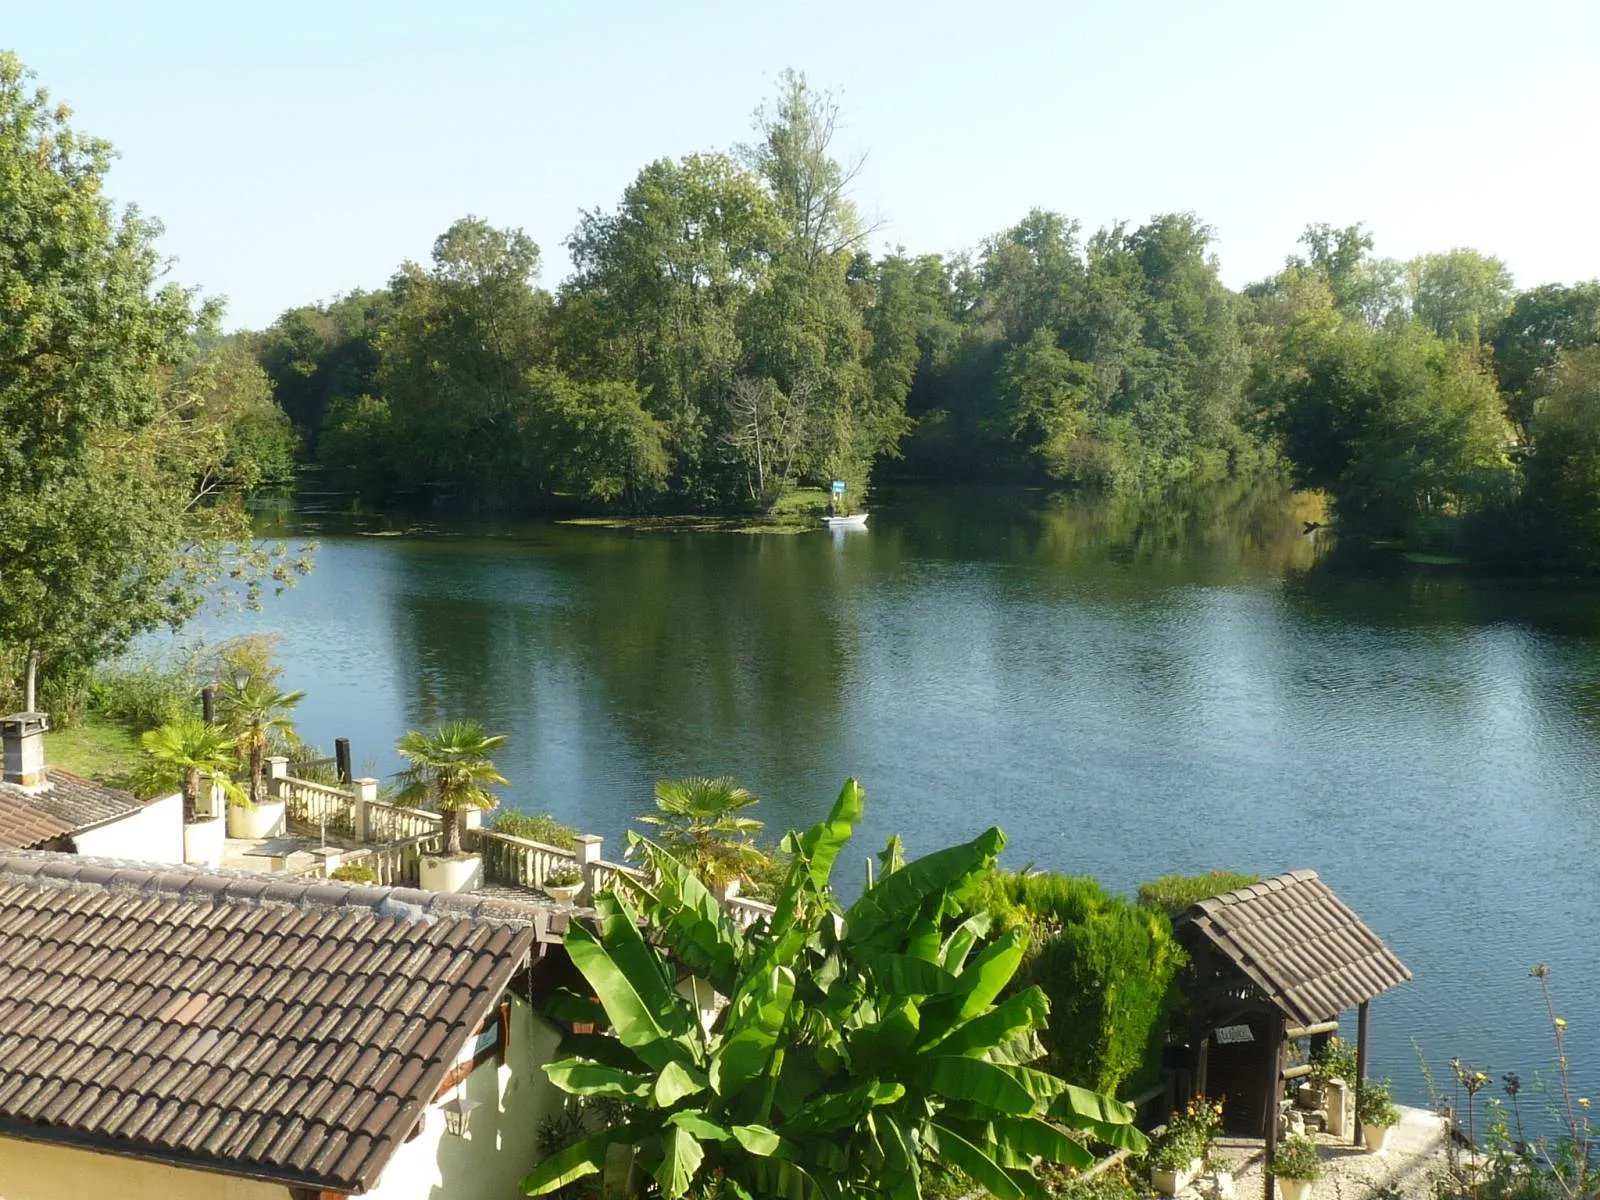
[[246, 74, 1600, 567]]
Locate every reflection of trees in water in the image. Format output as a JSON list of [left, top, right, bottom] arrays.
[[379, 531, 861, 835]]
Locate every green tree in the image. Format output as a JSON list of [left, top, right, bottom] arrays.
[[526, 780, 1145, 1200], [377, 217, 549, 495], [255, 289, 390, 441], [1263, 321, 1515, 541], [1407, 248, 1516, 343], [1493, 282, 1600, 437], [0, 53, 308, 708], [637, 776, 769, 888], [135, 718, 241, 820], [522, 368, 670, 508], [177, 341, 300, 491], [1526, 348, 1600, 568], [393, 720, 508, 856], [993, 330, 1097, 481]]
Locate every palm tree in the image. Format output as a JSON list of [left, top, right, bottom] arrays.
[[638, 776, 769, 888], [219, 679, 306, 805], [136, 718, 242, 822], [393, 721, 508, 857]]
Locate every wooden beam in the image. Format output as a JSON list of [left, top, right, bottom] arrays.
[[1283, 1063, 1313, 1081], [1196, 1033, 1210, 1100], [1354, 1000, 1370, 1148], [1285, 1020, 1340, 1040], [1263, 1016, 1284, 1200]]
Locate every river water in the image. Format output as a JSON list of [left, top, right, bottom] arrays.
[[181, 482, 1600, 1110]]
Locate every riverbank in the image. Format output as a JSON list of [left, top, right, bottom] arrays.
[[557, 486, 833, 534]]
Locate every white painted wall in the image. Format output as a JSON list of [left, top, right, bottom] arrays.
[[0, 1139, 286, 1200], [364, 995, 566, 1200], [72, 792, 184, 864]]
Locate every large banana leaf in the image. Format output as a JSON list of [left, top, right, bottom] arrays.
[[653, 1124, 705, 1200], [623, 833, 745, 995], [749, 1156, 833, 1200], [860, 952, 959, 996], [1049, 1082, 1138, 1126], [986, 1114, 1096, 1169], [795, 777, 865, 889], [545, 1059, 654, 1099], [844, 827, 1005, 949], [562, 919, 685, 1069], [524, 1126, 640, 1196], [594, 891, 691, 1039], [939, 912, 993, 973], [927, 1121, 1026, 1200], [654, 1060, 708, 1107], [915, 1056, 1036, 1115], [711, 964, 796, 1096], [917, 929, 1028, 1039], [923, 986, 1049, 1057]]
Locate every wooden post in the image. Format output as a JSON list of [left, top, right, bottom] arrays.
[[1354, 1000, 1370, 1148], [335, 737, 352, 784], [1197, 1033, 1210, 1100], [1263, 1017, 1284, 1200], [202, 685, 216, 725]]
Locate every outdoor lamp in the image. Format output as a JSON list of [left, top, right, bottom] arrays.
[[441, 1093, 481, 1138], [232, 667, 251, 691]]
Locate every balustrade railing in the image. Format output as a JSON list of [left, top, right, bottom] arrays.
[[277, 776, 356, 837], [473, 829, 581, 889], [725, 895, 776, 930], [363, 800, 444, 844], [363, 831, 443, 886]]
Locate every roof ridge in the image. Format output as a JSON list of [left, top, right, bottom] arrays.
[[0, 850, 554, 934]]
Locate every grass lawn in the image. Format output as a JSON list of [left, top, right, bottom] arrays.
[[45, 715, 142, 784]]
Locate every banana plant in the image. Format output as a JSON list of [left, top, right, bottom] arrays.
[[524, 779, 1146, 1200]]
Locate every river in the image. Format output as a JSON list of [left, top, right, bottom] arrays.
[[177, 480, 1600, 1111]]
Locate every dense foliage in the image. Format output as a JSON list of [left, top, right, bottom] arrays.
[[237, 76, 1600, 570], [0, 53, 307, 708], [975, 872, 1184, 1097], [526, 781, 1146, 1200]]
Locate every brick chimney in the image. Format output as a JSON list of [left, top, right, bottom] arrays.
[[1, 713, 50, 791]]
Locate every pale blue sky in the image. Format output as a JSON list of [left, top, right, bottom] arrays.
[[9, 0, 1599, 329]]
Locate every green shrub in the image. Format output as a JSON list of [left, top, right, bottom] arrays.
[[493, 810, 578, 849], [330, 863, 379, 884], [88, 659, 201, 730], [1150, 1097, 1225, 1169], [1356, 1079, 1400, 1128], [973, 871, 1185, 1096], [1136, 870, 1260, 918], [1269, 1135, 1323, 1181], [1309, 1035, 1359, 1086]]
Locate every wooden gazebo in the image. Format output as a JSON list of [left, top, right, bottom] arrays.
[[1172, 870, 1412, 1199]]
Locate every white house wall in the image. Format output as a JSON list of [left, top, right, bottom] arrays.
[[71, 793, 184, 865], [364, 995, 566, 1200]]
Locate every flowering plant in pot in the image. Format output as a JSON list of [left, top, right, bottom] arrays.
[[1269, 1134, 1323, 1200], [1150, 1099, 1223, 1194], [543, 861, 584, 903], [1357, 1079, 1401, 1151]]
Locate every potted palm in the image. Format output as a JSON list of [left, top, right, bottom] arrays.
[[136, 718, 243, 867], [542, 861, 584, 904], [1357, 1080, 1401, 1152], [637, 776, 770, 891], [1268, 1135, 1323, 1200], [394, 720, 507, 894]]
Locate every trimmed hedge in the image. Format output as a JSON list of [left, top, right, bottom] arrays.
[[975, 872, 1185, 1096]]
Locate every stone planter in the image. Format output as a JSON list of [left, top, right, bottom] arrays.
[[183, 815, 225, 868], [1151, 1160, 1202, 1196], [1277, 1178, 1314, 1200], [1363, 1122, 1393, 1152], [227, 799, 286, 840], [544, 882, 583, 904], [421, 853, 482, 894]]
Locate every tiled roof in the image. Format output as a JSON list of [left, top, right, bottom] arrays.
[[0, 770, 144, 849], [0, 851, 557, 1193], [1175, 869, 1412, 1026]]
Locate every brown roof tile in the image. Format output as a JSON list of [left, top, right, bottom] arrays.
[[0, 771, 146, 849], [0, 850, 550, 1193], [1175, 868, 1411, 1025]]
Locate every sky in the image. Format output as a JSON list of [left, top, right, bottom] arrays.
[[8, 0, 1600, 330]]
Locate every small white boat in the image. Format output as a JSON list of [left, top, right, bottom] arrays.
[[821, 512, 869, 529]]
